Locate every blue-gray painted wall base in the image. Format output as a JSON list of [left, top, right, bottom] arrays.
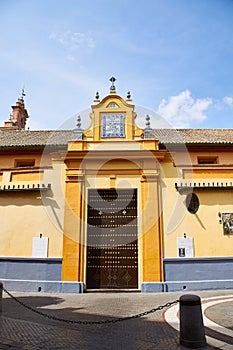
[[0, 282, 2, 312], [142, 256, 233, 292], [164, 256, 233, 281], [0, 257, 62, 281], [141, 280, 233, 293], [1, 279, 84, 293], [1, 256, 233, 293]]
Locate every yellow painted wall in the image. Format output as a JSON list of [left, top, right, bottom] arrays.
[[0, 150, 64, 258], [162, 151, 233, 258], [0, 153, 44, 169], [11, 171, 43, 182], [141, 178, 163, 281], [0, 192, 62, 257], [187, 151, 233, 165], [62, 180, 84, 281], [184, 169, 233, 178]]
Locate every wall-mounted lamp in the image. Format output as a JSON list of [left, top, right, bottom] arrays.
[[218, 212, 222, 224]]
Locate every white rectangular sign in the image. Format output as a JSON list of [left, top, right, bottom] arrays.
[[32, 237, 48, 258], [177, 237, 194, 258]]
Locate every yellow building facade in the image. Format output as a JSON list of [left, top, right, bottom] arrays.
[[0, 82, 233, 292]]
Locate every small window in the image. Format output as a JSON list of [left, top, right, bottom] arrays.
[[15, 160, 35, 167], [186, 193, 199, 214], [107, 102, 119, 108], [197, 156, 218, 164]]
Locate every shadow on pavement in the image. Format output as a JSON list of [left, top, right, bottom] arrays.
[[0, 293, 218, 350]]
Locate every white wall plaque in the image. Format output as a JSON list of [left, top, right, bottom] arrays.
[[32, 237, 48, 258], [177, 237, 194, 258]]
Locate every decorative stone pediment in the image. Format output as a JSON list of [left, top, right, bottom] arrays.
[[84, 78, 143, 141]]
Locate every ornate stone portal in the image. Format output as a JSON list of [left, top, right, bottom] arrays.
[[62, 79, 166, 290]]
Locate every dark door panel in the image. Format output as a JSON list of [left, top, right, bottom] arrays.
[[87, 189, 138, 289]]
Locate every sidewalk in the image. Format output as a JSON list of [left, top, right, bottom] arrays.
[[0, 289, 232, 349]]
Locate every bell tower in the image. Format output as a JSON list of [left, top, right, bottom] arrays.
[[3, 90, 29, 130]]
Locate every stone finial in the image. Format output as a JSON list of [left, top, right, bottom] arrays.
[[127, 91, 131, 100], [76, 115, 81, 129], [145, 114, 151, 129], [95, 91, 100, 101], [143, 114, 155, 139]]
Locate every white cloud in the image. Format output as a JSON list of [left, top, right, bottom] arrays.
[[223, 96, 233, 107], [157, 90, 212, 128], [49, 30, 96, 51], [66, 54, 75, 61]]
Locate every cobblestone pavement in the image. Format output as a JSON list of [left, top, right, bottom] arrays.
[[0, 289, 232, 349], [205, 299, 233, 330]]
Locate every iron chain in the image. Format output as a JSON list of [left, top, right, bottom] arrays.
[[0, 284, 179, 325]]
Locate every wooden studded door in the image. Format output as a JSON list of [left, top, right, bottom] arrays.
[[86, 189, 138, 289]]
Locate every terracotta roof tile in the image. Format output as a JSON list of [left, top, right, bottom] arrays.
[[154, 128, 233, 144], [0, 128, 233, 148], [0, 130, 80, 148]]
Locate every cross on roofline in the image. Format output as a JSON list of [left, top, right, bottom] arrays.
[[109, 76, 116, 91], [20, 88, 26, 100]]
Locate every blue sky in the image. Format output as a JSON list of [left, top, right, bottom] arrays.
[[1, 0, 233, 130]]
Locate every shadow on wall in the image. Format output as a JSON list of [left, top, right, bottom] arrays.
[[0, 190, 53, 206], [0, 189, 64, 232]]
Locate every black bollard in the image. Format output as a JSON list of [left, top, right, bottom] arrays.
[[180, 294, 206, 348]]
